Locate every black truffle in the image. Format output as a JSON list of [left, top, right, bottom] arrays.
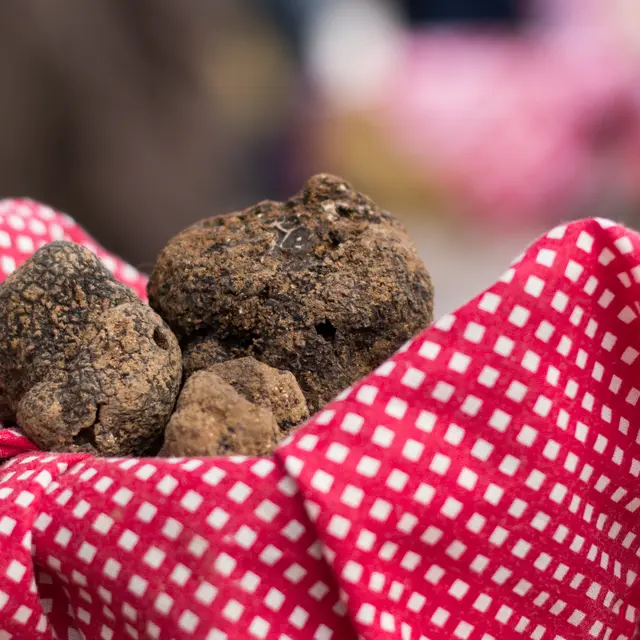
[[149, 174, 434, 411], [0, 241, 182, 455]]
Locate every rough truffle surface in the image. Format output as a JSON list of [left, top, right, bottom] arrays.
[[149, 174, 434, 411], [207, 357, 308, 431], [0, 241, 182, 455], [160, 370, 279, 457], [182, 337, 231, 380]]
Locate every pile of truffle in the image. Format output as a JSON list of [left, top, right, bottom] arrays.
[[0, 175, 433, 457]]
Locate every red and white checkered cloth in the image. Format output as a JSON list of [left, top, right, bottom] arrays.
[[0, 200, 639, 640]]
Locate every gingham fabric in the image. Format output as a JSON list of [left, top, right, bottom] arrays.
[[0, 201, 639, 640]]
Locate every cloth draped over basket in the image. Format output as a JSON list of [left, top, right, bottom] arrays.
[[0, 199, 638, 639]]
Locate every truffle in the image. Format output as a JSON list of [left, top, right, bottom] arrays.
[[0, 241, 182, 455], [182, 337, 230, 379], [160, 370, 279, 457], [207, 357, 309, 431], [149, 174, 433, 411]]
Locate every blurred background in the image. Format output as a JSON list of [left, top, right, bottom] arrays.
[[0, 0, 639, 317]]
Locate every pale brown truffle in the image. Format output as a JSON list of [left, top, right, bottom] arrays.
[[208, 357, 309, 431], [160, 370, 279, 457]]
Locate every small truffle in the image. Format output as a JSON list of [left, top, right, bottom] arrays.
[[149, 174, 434, 412], [0, 241, 182, 455], [207, 357, 309, 431], [160, 370, 279, 457]]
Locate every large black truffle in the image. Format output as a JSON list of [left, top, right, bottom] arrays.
[[149, 174, 433, 412]]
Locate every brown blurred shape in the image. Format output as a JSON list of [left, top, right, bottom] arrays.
[[0, 0, 297, 269]]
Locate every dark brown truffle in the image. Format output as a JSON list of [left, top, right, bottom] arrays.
[[149, 174, 433, 411], [0, 241, 182, 455], [182, 337, 230, 380], [160, 370, 279, 457], [207, 357, 308, 431]]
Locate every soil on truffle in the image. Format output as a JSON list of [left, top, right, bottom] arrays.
[[0, 242, 182, 455], [0, 241, 139, 410], [149, 174, 434, 412], [207, 357, 308, 432], [160, 370, 279, 457]]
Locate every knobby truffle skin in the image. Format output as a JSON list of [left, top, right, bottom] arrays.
[[0, 241, 182, 455], [149, 173, 434, 412], [0, 241, 139, 410], [207, 357, 308, 432], [182, 337, 231, 380], [160, 370, 279, 457]]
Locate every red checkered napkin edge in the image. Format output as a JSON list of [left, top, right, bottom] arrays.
[[0, 202, 638, 640]]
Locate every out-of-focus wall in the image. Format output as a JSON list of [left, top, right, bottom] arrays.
[[0, 0, 299, 268]]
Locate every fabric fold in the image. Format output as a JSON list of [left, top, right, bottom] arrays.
[[276, 218, 640, 639]]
